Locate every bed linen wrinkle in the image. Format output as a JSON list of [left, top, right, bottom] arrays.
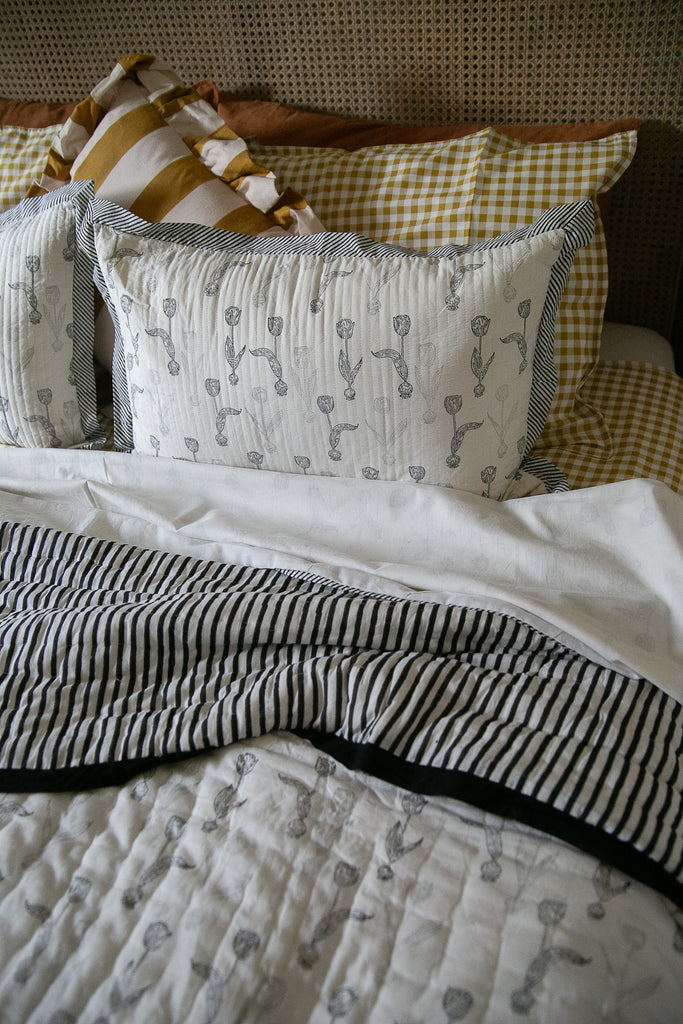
[[2, 517, 681, 911]]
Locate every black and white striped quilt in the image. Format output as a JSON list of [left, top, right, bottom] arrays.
[[1, 519, 681, 908]]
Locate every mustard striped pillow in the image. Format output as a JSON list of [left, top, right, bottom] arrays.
[[30, 54, 323, 238], [250, 128, 636, 450]]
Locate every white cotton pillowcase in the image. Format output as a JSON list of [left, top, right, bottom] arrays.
[[86, 198, 594, 498]]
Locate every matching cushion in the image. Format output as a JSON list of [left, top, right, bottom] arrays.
[[248, 129, 636, 451], [85, 197, 593, 498], [0, 180, 103, 449]]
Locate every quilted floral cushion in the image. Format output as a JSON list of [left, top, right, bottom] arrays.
[[87, 197, 593, 498], [0, 180, 103, 449]]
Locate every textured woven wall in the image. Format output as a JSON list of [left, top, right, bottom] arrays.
[[1, 0, 681, 358]]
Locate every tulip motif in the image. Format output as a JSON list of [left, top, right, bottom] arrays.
[[278, 755, 337, 838], [25, 387, 60, 446], [250, 315, 288, 395], [443, 394, 483, 468], [121, 813, 194, 909], [309, 264, 354, 313], [13, 875, 92, 984], [336, 318, 362, 400], [414, 342, 443, 423], [245, 386, 282, 453], [203, 255, 251, 296], [377, 792, 427, 881], [501, 298, 531, 373], [510, 898, 590, 1015], [0, 394, 19, 445], [444, 261, 483, 310], [184, 436, 200, 461], [119, 294, 140, 370], [201, 751, 257, 832], [43, 284, 66, 350], [364, 262, 400, 314], [145, 297, 180, 375], [297, 859, 372, 969], [317, 394, 358, 461], [480, 464, 497, 498], [372, 314, 413, 397], [106, 921, 172, 1013], [205, 376, 241, 446], [223, 305, 245, 385], [486, 383, 519, 458], [9, 254, 42, 324], [470, 314, 494, 396]]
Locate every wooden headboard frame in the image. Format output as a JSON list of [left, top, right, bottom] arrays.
[[1, 0, 681, 371]]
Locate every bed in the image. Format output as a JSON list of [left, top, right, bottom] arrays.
[[0, 2, 681, 1021]]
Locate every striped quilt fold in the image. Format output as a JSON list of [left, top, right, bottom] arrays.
[[0, 520, 681, 907]]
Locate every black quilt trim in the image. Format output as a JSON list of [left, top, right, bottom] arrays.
[[299, 730, 683, 910], [0, 749, 208, 793], [1, 729, 681, 909]]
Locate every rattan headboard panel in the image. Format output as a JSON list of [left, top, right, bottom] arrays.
[[1, 0, 681, 364]]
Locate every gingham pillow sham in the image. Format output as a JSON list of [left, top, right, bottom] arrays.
[[85, 197, 593, 498]]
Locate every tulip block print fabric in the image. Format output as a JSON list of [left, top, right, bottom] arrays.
[[0, 180, 103, 449], [89, 199, 593, 498]]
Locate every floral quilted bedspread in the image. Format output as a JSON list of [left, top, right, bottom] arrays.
[[1, 731, 682, 1023]]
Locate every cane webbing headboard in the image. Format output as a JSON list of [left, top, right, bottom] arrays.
[[1, 0, 681, 368]]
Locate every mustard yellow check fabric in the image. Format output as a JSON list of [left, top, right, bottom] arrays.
[[543, 361, 683, 494], [251, 133, 683, 496], [252, 133, 488, 250], [0, 125, 55, 212]]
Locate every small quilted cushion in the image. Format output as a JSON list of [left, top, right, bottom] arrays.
[[0, 180, 103, 449]]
